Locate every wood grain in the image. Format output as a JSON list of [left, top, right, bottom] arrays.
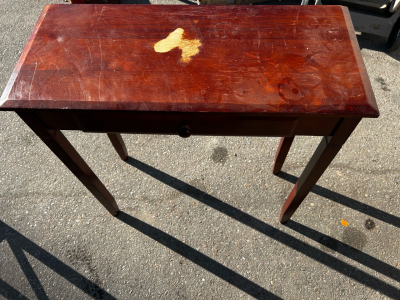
[[0, 5, 378, 117]]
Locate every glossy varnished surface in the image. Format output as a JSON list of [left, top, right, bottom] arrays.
[[0, 4, 378, 117]]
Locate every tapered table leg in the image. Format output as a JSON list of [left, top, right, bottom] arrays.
[[280, 118, 361, 224], [17, 112, 119, 216], [107, 133, 128, 161], [272, 137, 294, 175]]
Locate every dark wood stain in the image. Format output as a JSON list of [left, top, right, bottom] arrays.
[[0, 5, 378, 117]]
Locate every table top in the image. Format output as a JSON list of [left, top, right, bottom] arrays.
[[0, 4, 378, 117]]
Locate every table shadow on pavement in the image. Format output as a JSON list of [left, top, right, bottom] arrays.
[[277, 171, 400, 230], [124, 156, 400, 299], [0, 221, 116, 300], [117, 212, 282, 300]]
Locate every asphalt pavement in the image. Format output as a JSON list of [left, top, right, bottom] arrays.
[[0, 0, 399, 299]]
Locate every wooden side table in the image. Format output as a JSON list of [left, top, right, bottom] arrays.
[[0, 5, 379, 223]]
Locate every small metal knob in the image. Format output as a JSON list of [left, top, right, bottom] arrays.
[[179, 125, 190, 138]]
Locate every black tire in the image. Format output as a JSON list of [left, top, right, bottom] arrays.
[[386, 18, 400, 53]]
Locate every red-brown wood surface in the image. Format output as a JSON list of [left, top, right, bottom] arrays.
[[0, 4, 378, 117]]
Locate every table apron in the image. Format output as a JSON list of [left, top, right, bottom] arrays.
[[33, 111, 343, 137]]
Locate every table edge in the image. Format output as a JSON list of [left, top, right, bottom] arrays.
[[0, 107, 379, 119], [0, 5, 51, 108], [341, 6, 380, 118]]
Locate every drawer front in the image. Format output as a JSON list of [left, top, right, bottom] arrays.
[[72, 111, 299, 137], [35, 110, 342, 137]]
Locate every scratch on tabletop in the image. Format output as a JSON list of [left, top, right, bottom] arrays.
[[284, 28, 290, 49], [275, 23, 288, 50], [16, 81, 23, 100], [98, 33, 103, 101], [96, 6, 104, 102], [28, 57, 38, 101], [97, 6, 105, 23], [87, 44, 93, 66], [293, 9, 300, 35]]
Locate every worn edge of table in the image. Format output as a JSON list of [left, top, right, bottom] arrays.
[[0, 5, 50, 109], [341, 6, 379, 117]]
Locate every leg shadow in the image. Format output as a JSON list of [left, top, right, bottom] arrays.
[[285, 221, 400, 282], [7, 242, 50, 300], [117, 212, 282, 300], [0, 279, 30, 300], [124, 157, 400, 299], [0, 221, 116, 300], [277, 171, 400, 229]]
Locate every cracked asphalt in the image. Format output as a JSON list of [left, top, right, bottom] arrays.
[[0, 0, 399, 299]]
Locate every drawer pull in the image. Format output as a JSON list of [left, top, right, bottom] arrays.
[[179, 125, 191, 138]]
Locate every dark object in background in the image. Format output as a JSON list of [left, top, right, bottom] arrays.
[[301, 0, 400, 52], [69, 0, 122, 3]]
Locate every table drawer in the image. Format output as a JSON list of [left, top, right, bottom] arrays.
[[47, 111, 339, 137]]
